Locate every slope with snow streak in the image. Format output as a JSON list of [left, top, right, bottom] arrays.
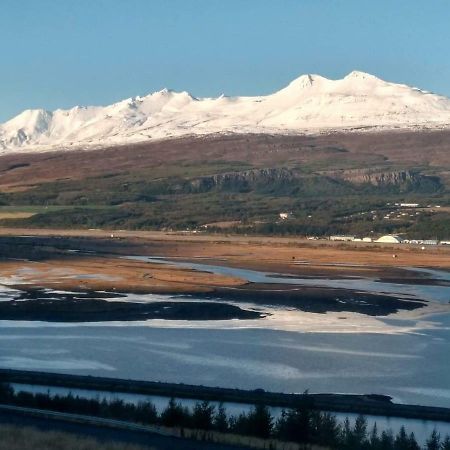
[[1, 71, 450, 153]]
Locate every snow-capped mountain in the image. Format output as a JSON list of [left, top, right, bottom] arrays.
[[1, 71, 450, 153]]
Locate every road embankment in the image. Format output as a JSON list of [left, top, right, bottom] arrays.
[[1, 369, 449, 423]]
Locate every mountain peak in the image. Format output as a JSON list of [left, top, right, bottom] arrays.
[[1, 72, 449, 153], [279, 73, 327, 93], [344, 70, 382, 82], [294, 74, 315, 88], [4, 108, 52, 130]]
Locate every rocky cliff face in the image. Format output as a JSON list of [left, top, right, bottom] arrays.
[[327, 169, 440, 189], [337, 169, 417, 186], [177, 167, 441, 195], [188, 168, 297, 192]]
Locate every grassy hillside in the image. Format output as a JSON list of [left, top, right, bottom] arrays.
[[0, 132, 449, 237]]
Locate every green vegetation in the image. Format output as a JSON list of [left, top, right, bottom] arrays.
[[0, 158, 449, 238], [0, 384, 449, 450]]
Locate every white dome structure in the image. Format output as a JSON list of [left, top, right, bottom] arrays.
[[375, 235, 404, 244]]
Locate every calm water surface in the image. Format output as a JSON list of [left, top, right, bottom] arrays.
[[0, 256, 449, 413]]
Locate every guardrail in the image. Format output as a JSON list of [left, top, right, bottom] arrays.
[[0, 403, 173, 436]]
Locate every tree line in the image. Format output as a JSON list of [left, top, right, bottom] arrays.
[[0, 383, 449, 449]]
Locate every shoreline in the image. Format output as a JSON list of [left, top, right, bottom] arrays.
[[1, 369, 450, 424]]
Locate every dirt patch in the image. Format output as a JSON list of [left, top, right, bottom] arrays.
[[0, 212, 36, 220], [0, 256, 245, 295]]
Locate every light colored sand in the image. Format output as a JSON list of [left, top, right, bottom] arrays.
[[0, 257, 245, 294]]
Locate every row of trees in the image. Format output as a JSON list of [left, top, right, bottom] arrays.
[[0, 383, 449, 449]]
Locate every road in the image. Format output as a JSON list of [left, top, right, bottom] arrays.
[[0, 404, 243, 450]]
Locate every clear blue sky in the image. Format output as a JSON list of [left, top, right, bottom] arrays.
[[1, 0, 449, 122]]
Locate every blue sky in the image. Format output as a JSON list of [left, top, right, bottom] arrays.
[[1, 0, 449, 122]]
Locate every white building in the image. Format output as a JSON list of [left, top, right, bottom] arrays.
[[423, 240, 438, 245], [330, 235, 355, 241]]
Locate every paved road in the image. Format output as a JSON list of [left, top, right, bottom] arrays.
[[0, 405, 242, 450]]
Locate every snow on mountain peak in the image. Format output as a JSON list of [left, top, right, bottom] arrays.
[[289, 74, 316, 89], [344, 70, 379, 80], [1, 109, 52, 147], [1, 71, 450, 153], [280, 73, 330, 93], [6, 108, 51, 129]]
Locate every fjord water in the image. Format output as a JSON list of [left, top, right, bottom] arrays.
[[0, 257, 449, 409], [1, 321, 450, 407]]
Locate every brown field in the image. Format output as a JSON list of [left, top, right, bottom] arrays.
[[0, 228, 448, 294], [0, 425, 151, 450]]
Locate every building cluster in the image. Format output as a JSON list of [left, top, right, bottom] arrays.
[[327, 235, 448, 245]]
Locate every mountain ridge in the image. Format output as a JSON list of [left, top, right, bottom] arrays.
[[1, 71, 450, 154]]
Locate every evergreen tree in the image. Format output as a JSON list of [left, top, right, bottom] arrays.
[[441, 435, 450, 450], [369, 423, 381, 450], [311, 411, 341, 447], [407, 432, 420, 450], [395, 426, 410, 450], [134, 401, 158, 424], [353, 414, 368, 448], [426, 429, 441, 450], [340, 417, 353, 449], [192, 401, 215, 430], [275, 406, 311, 443], [380, 429, 395, 450], [274, 409, 287, 438], [246, 404, 273, 439], [160, 397, 189, 428], [213, 402, 228, 432]]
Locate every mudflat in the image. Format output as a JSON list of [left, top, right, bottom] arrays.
[[0, 229, 448, 321]]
